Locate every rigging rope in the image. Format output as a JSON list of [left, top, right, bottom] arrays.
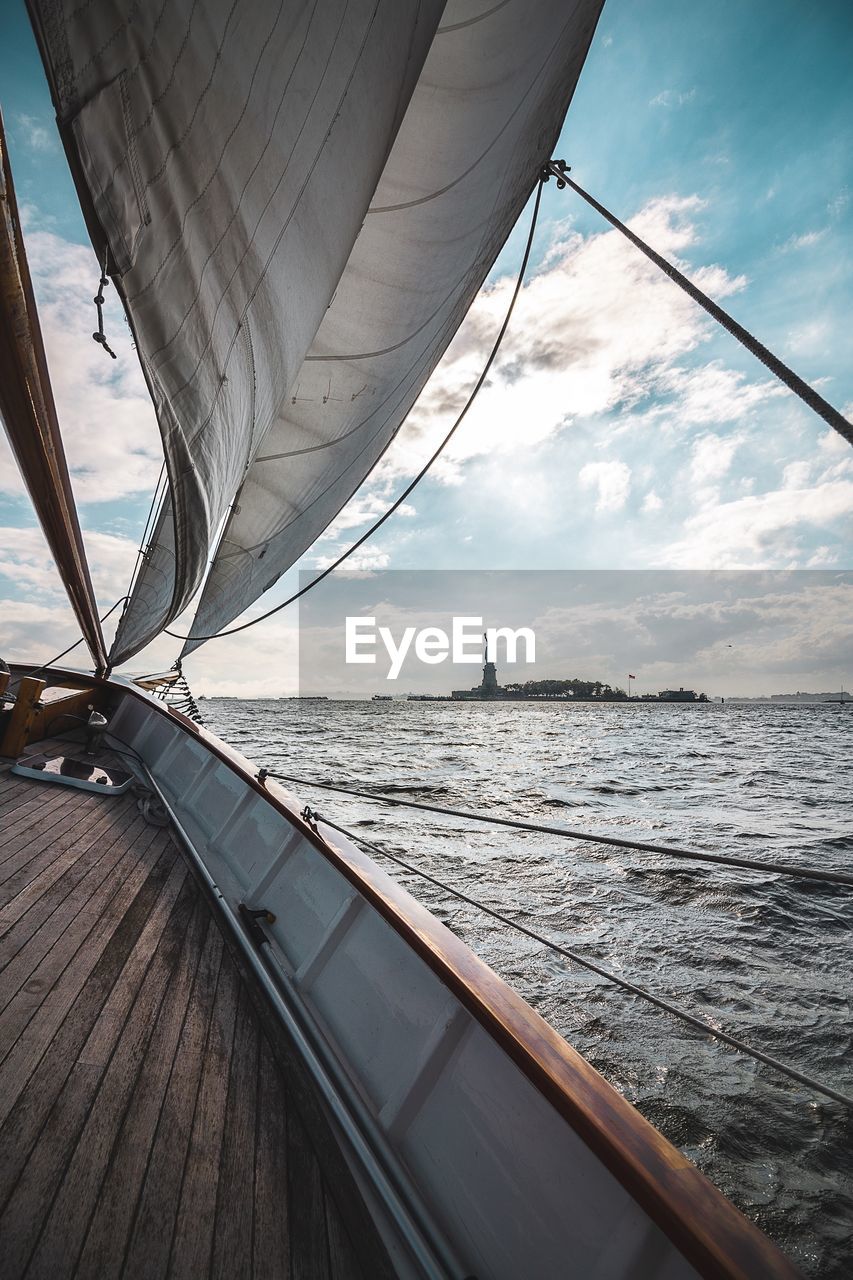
[[123, 459, 167, 611], [163, 177, 546, 643], [272, 771, 853, 888], [315, 810, 853, 1110], [542, 160, 853, 447], [144, 662, 205, 724], [91, 247, 117, 360]]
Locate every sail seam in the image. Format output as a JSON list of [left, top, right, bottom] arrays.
[[140, 1, 414, 462], [71, 0, 170, 87], [226, 278, 485, 558], [437, 0, 514, 34], [124, 0, 321, 311], [368, 6, 577, 216], [169, 2, 378, 447], [103, 0, 225, 191]]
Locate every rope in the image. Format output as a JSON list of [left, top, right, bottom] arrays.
[[271, 771, 853, 888], [162, 176, 547, 644], [92, 246, 117, 360], [123, 459, 167, 609], [143, 661, 205, 723], [316, 811, 853, 1110], [543, 161, 853, 447]]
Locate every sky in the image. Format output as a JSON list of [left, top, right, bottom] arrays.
[[1, 0, 852, 696]]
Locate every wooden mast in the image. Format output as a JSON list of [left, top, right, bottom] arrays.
[[0, 110, 107, 672]]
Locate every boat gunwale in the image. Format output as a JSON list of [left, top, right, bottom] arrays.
[[19, 663, 801, 1280]]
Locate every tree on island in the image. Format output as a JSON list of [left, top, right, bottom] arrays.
[[501, 678, 628, 700]]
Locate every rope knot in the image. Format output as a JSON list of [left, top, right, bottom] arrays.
[[92, 252, 117, 359]]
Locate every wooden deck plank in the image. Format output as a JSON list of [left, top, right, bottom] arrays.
[[0, 821, 165, 1043], [252, 1035, 291, 1280], [0, 775, 118, 840], [73, 895, 211, 1280], [287, 1102, 332, 1280], [168, 944, 241, 1278], [121, 918, 225, 1280], [0, 768, 385, 1280], [0, 841, 187, 1211], [0, 800, 139, 954], [0, 865, 189, 1274], [325, 1192, 366, 1280], [211, 982, 260, 1280], [22, 864, 193, 1278], [0, 776, 42, 814], [0, 832, 174, 1128], [0, 793, 123, 900], [0, 775, 80, 818], [76, 850, 190, 1069], [0, 793, 138, 917], [0, 787, 90, 863], [0, 1058, 102, 1277]]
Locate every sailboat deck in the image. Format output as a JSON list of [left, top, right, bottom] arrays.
[[0, 754, 370, 1280]]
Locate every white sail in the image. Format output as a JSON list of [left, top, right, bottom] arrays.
[[31, 0, 446, 663], [31, 0, 603, 663], [182, 0, 604, 654]]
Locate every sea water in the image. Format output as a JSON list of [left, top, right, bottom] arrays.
[[203, 697, 852, 1278]]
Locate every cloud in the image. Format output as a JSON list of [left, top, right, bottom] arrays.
[[0, 523, 140, 607], [778, 229, 827, 253], [827, 189, 850, 221], [0, 229, 162, 505], [655, 362, 781, 426], [373, 194, 753, 490], [781, 460, 812, 490], [529, 577, 853, 693], [819, 426, 852, 458], [55, 595, 304, 695], [579, 460, 632, 511], [14, 113, 55, 153], [649, 88, 696, 109], [784, 317, 832, 359], [805, 545, 838, 568], [323, 497, 415, 539], [0, 599, 82, 666], [313, 544, 391, 571], [315, 189, 839, 576], [183, 615, 301, 696], [686, 431, 742, 509], [662, 479, 853, 568]]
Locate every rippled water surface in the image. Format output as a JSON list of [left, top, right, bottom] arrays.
[[203, 698, 852, 1277]]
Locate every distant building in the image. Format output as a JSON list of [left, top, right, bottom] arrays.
[[658, 688, 698, 702]]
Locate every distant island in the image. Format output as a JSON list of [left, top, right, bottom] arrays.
[[444, 677, 706, 702], [728, 691, 850, 703], [406, 647, 707, 702]]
